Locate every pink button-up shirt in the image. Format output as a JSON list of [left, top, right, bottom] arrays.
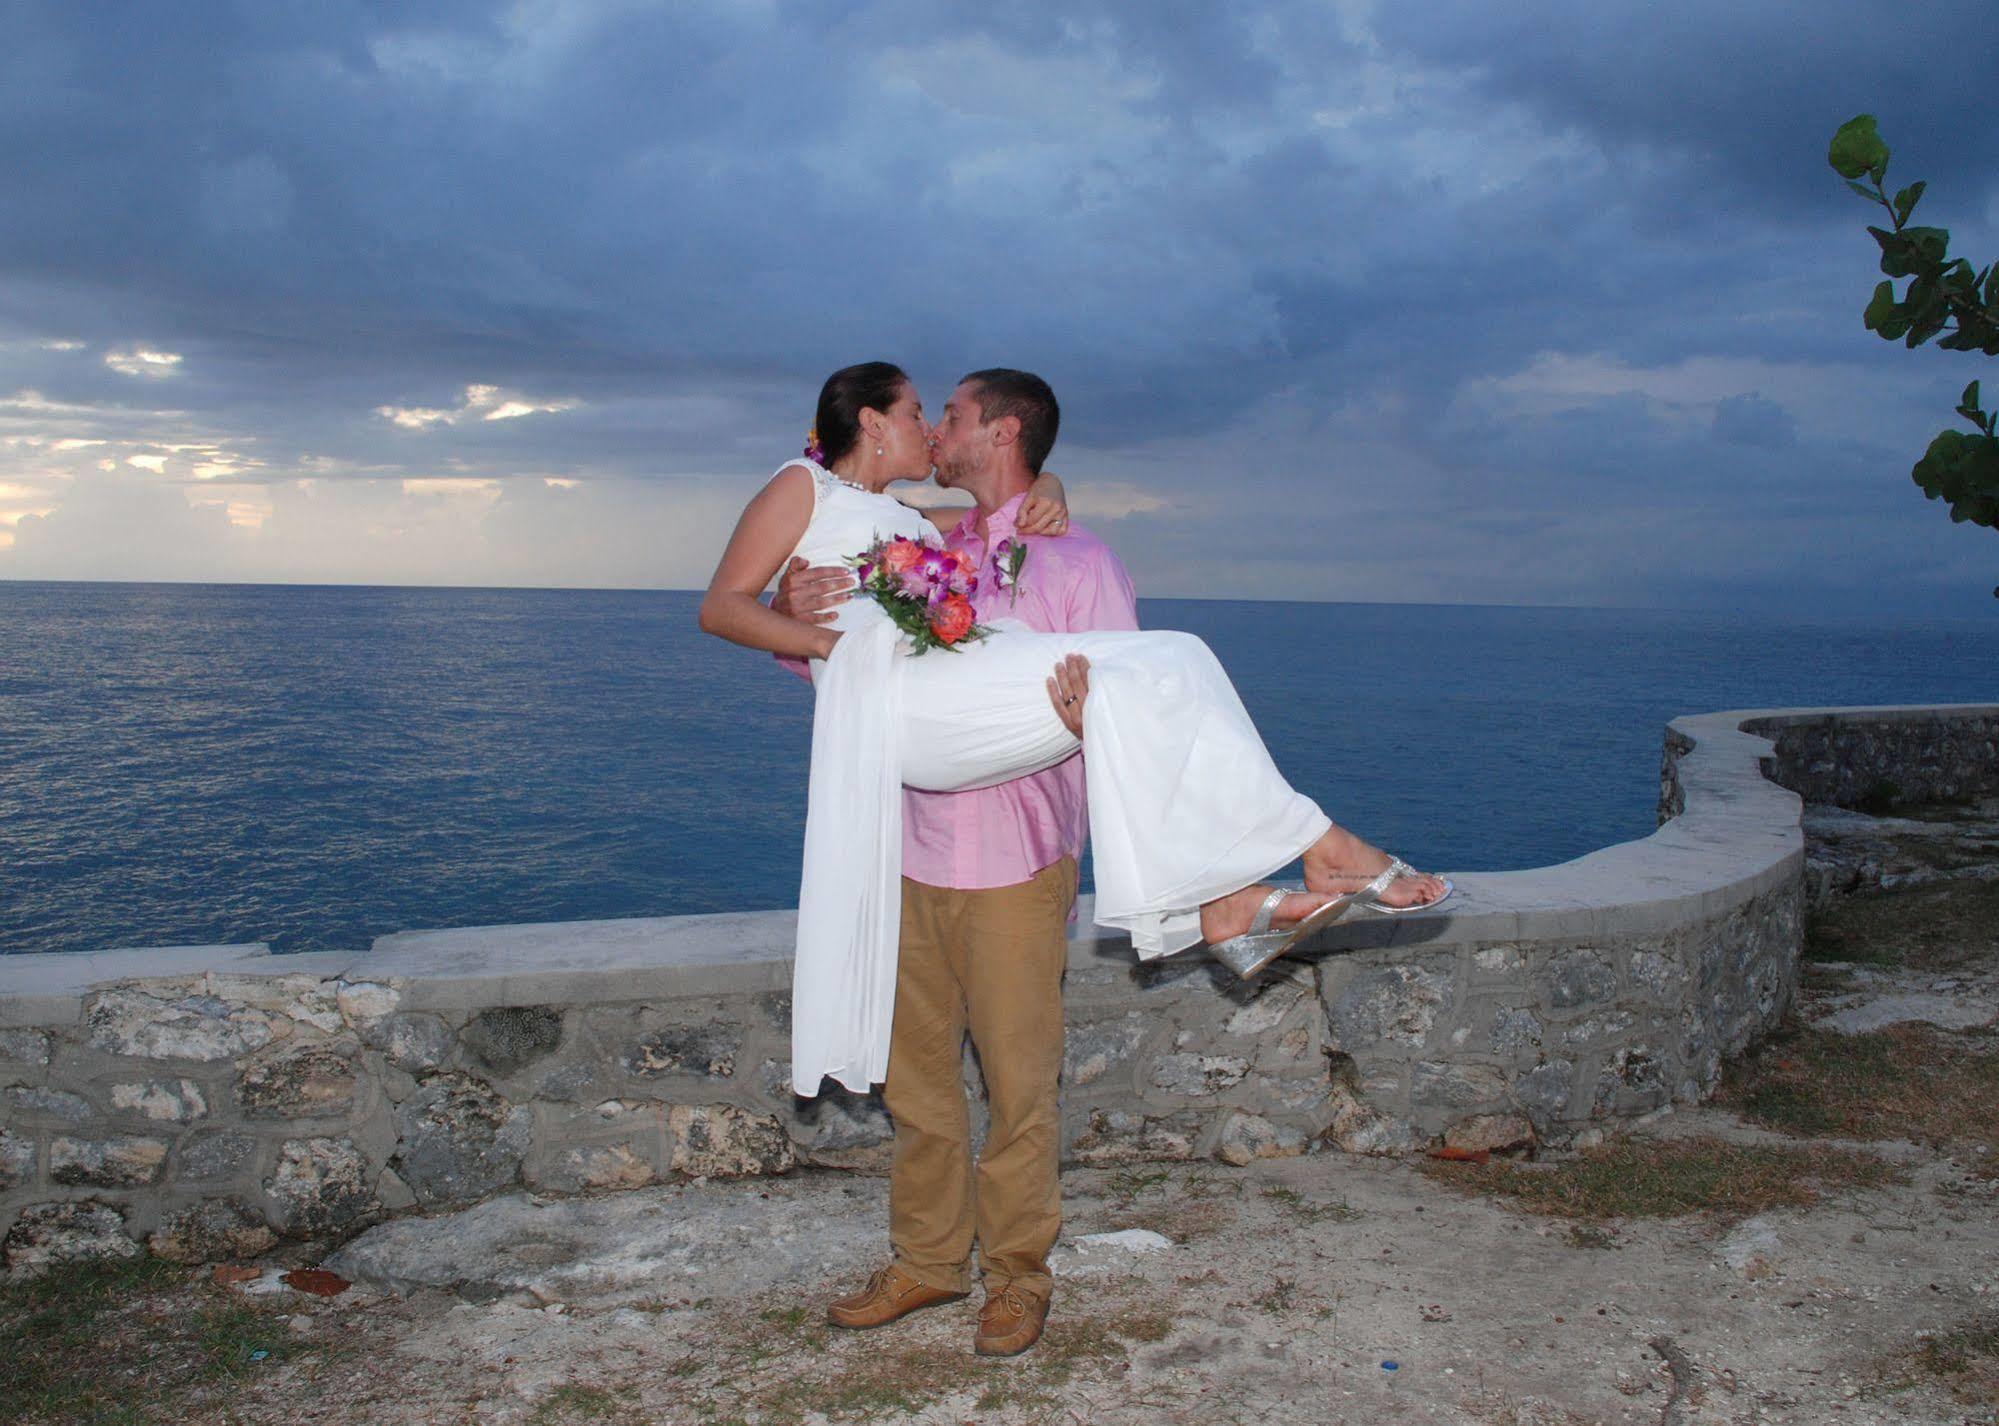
[[902, 493, 1139, 891]]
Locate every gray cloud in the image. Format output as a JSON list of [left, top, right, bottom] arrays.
[[0, 0, 1994, 615]]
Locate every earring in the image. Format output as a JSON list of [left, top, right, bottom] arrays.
[[876, 446, 884, 457]]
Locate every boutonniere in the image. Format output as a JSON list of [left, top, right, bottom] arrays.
[[993, 537, 1028, 605]]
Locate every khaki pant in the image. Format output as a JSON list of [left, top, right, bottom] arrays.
[[884, 857, 1074, 1301]]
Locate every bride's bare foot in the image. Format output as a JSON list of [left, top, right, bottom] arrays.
[[1199, 884, 1344, 944], [1302, 828, 1447, 908]]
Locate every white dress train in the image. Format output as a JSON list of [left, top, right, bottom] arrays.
[[783, 461, 1331, 1095]]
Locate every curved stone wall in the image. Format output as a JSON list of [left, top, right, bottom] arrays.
[[1, 703, 1991, 1272]]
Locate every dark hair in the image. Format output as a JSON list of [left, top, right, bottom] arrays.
[[814, 362, 909, 465], [958, 368, 1059, 473]]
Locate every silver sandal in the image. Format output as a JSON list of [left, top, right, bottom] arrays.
[[1346, 857, 1454, 917], [1207, 885, 1362, 980]]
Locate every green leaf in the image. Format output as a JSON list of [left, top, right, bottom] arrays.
[[1873, 228, 1921, 279], [1863, 279, 1900, 332], [1903, 226, 1951, 266], [1829, 114, 1888, 180], [1846, 179, 1881, 203], [1964, 381, 1982, 412], [1892, 180, 1926, 223]]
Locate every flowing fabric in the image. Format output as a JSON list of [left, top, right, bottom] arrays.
[[778, 461, 1331, 1095], [789, 615, 904, 1095]]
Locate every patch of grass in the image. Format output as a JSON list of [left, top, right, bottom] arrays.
[[1805, 879, 1999, 971], [528, 1383, 636, 1425], [1873, 1313, 1999, 1408], [1723, 1022, 1999, 1175], [1259, 1184, 1361, 1224], [1420, 1134, 1904, 1221], [1564, 1222, 1621, 1250], [1102, 1167, 1170, 1206], [0, 1255, 348, 1426], [1250, 1277, 1301, 1314], [696, 1295, 1174, 1424], [1911, 1315, 1999, 1404]]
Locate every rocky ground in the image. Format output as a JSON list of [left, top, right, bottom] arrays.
[[6, 802, 1999, 1426]]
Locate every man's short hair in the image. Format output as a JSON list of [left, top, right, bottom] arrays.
[[959, 368, 1060, 474]]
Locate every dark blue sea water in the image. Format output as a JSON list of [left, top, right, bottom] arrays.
[[1, 581, 1994, 958]]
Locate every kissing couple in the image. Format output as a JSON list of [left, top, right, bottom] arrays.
[[698, 362, 1450, 1356]]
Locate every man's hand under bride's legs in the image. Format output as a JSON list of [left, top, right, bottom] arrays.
[[1046, 654, 1089, 738], [770, 556, 854, 624], [1301, 826, 1448, 907]]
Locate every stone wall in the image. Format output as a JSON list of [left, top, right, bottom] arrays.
[[1, 703, 1988, 1274], [1743, 705, 1999, 811]]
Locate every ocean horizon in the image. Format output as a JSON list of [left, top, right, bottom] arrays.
[[2, 579, 1994, 959]]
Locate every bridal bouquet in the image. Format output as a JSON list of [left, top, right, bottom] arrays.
[[849, 536, 990, 653]]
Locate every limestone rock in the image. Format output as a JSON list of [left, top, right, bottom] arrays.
[[324, 1176, 883, 1307], [365, 1012, 453, 1072], [1817, 992, 1996, 1036], [1490, 1006, 1544, 1056], [1543, 949, 1618, 1008], [1327, 964, 1454, 1051], [0, 1129, 35, 1189], [205, 972, 342, 1033], [109, 1079, 209, 1122], [84, 987, 286, 1062], [50, 1134, 168, 1187], [268, 1137, 382, 1235], [1213, 1111, 1307, 1166], [538, 1142, 658, 1193], [3, 1085, 95, 1124], [335, 980, 401, 1028], [238, 1046, 359, 1119], [1443, 1113, 1536, 1155], [1717, 1216, 1783, 1278], [666, 1105, 794, 1177], [767, 1070, 892, 1165], [1150, 1053, 1249, 1097], [459, 1006, 565, 1076], [392, 1074, 533, 1206], [1514, 1060, 1577, 1130], [1067, 1108, 1207, 1164], [149, 1198, 278, 1263], [180, 1130, 259, 1181], [1628, 949, 1687, 997], [0, 1029, 51, 1068], [1593, 1046, 1669, 1115], [2, 1200, 140, 1278], [623, 1023, 741, 1080], [1224, 976, 1309, 1038], [1318, 1081, 1421, 1156], [1410, 1061, 1510, 1111], [1472, 946, 1526, 976], [1063, 1014, 1146, 1086]]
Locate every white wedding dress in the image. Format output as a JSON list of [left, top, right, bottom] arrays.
[[785, 459, 1332, 1094]]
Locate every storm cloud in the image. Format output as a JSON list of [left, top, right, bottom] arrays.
[[1, 1, 1993, 614]]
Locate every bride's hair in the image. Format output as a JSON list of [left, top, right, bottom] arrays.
[[814, 362, 909, 465]]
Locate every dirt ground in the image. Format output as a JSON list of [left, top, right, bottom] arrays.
[[7, 864, 1999, 1426]]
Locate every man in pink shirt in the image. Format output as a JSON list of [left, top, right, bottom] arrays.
[[772, 369, 1136, 1356]]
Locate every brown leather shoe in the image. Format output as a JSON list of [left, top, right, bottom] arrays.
[[825, 1265, 967, 1330], [973, 1283, 1050, 1357]]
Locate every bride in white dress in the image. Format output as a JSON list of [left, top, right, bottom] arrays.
[[700, 364, 1449, 1094]]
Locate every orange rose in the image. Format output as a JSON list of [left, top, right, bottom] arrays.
[[883, 539, 922, 572], [950, 548, 977, 575], [931, 593, 975, 645]]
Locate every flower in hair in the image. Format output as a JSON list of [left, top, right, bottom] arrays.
[[804, 425, 826, 464]]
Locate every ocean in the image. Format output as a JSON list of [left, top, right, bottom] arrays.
[[1, 580, 1994, 958]]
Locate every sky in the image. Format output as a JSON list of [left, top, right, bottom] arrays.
[[1, 1, 1995, 615]]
